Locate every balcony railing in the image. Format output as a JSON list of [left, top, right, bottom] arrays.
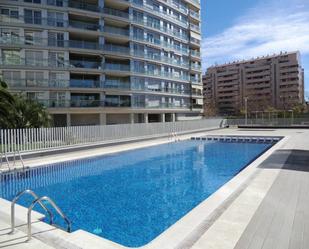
[[69, 20, 101, 31], [104, 63, 130, 71], [103, 7, 129, 19], [0, 58, 70, 68], [103, 26, 130, 37], [132, 17, 188, 41], [68, 0, 101, 12], [70, 59, 102, 69], [69, 40, 100, 49], [70, 79, 101, 88]]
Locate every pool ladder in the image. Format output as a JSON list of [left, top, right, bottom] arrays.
[[0, 151, 27, 173], [10, 189, 71, 241]]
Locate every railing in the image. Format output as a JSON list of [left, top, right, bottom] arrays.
[[0, 119, 224, 154], [27, 196, 71, 240], [10, 190, 54, 234], [227, 118, 309, 127], [68, 0, 100, 12]]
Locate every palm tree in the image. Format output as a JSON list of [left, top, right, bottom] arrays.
[[0, 80, 51, 129], [0, 80, 16, 128]]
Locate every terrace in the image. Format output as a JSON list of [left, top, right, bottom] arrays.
[[0, 121, 308, 249]]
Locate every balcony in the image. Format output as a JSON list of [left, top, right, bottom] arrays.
[[70, 59, 102, 69], [103, 7, 129, 19], [103, 26, 130, 37], [189, 10, 200, 19], [70, 79, 101, 88], [69, 20, 101, 31], [69, 40, 100, 50], [104, 79, 131, 90], [104, 63, 130, 72], [0, 57, 70, 68], [68, 0, 100, 12], [104, 44, 130, 55]]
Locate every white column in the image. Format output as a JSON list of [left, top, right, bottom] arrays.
[[172, 113, 176, 122], [130, 113, 134, 124], [66, 114, 71, 126], [144, 113, 148, 123], [161, 113, 165, 123], [100, 113, 106, 125]]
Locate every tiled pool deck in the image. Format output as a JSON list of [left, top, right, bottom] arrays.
[[0, 128, 308, 249]]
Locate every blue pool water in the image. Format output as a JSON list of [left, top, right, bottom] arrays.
[[0, 140, 272, 247]]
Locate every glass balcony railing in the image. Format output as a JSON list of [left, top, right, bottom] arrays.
[[190, 50, 201, 57], [0, 14, 68, 27], [69, 40, 100, 50], [131, 0, 188, 28], [68, 0, 101, 12], [103, 7, 129, 19], [0, 35, 101, 51], [70, 99, 101, 107], [190, 37, 201, 45], [104, 80, 131, 89], [103, 26, 130, 37], [104, 44, 130, 54], [36, 99, 191, 109], [189, 10, 200, 19], [0, 57, 70, 68], [104, 63, 130, 71], [132, 17, 188, 41], [70, 59, 102, 69], [69, 20, 101, 31], [70, 79, 101, 88]]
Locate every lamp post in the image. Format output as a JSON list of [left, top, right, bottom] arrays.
[[245, 97, 248, 125]]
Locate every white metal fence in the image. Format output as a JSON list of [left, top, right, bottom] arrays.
[[227, 118, 309, 126], [0, 119, 225, 154]]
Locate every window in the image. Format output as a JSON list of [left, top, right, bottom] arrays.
[[0, 28, 19, 43], [48, 32, 64, 47], [49, 52, 65, 67], [47, 11, 64, 27], [47, 0, 64, 7], [24, 0, 41, 3], [2, 71, 21, 87], [49, 72, 67, 87], [2, 50, 20, 65], [25, 71, 44, 86], [25, 50, 43, 66], [0, 7, 19, 18], [50, 92, 66, 107], [24, 9, 42, 24], [24, 30, 42, 45]]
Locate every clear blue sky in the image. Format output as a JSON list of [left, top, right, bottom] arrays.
[[201, 0, 309, 99]]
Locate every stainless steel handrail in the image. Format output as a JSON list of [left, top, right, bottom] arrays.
[[11, 190, 54, 234], [27, 196, 71, 241], [0, 151, 11, 170]]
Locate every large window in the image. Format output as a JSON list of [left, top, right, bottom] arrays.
[[49, 52, 65, 67], [25, 71, 44, 86], [47, 11, 65, 27], [24, 30, 42, 45], [48, 32, 64, 47], [24, 9, 42, 24], [2, 70, 21, 87], [0, 7, 19, 18], [2, 50, 20, 65], [0, 28, 19, 44], [25, 50, 43, 66]]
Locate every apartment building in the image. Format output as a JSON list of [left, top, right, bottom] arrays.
[[203, 52, 305, 115], [0, 0, 203, 126]]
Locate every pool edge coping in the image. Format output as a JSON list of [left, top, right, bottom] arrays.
[[0, 133, 291, 249]]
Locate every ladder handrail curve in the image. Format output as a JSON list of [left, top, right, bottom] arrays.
[[10, 189, 54, 233], [27, 196, 71, 241]]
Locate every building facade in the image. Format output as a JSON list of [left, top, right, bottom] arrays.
[[203, 52, 305, 116], [0, 0, 203, 126]]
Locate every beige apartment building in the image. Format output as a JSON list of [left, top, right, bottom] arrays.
[[0, 0, 203, 126], [203, 51, 305, 116]]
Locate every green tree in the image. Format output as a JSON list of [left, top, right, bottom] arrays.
[[0, 80, 51, 128]]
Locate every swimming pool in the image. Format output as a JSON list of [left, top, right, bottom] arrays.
[[0, 140, 273, 247]]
